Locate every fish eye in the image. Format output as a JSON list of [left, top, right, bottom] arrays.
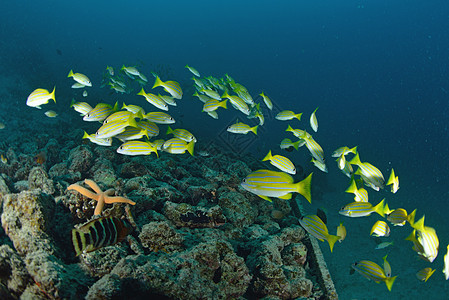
[[242, 178, 246, 182]]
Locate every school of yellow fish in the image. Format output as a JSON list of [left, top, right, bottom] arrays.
[[25, 63, 449, 291]]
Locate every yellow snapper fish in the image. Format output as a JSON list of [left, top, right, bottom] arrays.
[[26, 87, 56, 109], [299, 214, 340, 252], [68, 70, 91, 87], [241, 169, 312, 203], [262, 150, 296, 174], [443, 245, 449, 280], [44, 110, 58, 118], [95, 117, 138, 139], [259, 92, 273, 110], [144, 112, 175, 124], [82, 131, 112, 146], [159, 94, 177, 107], [71, 82, 86, 89], [309, 107, 319, 132], [382, 255, 392, 277], [311, 157, 328, 173], [202, 98, 227, 112], [298, 130, 325, 163], [193, 91, 212, 103], [339, 198, 387, 218], [121, 65, 140, 76], [336, 222, 346, 242], [386, 168, 399, 193], [114, 127, 148, 142], [109, 82, 126, 94], [83, 102, 118, 122], [122, 103, 145, 115], [185, 65, 200, 77], [70, 99, 92, 116], [280, 138, 305, 152], [410, 216, 439, 262], [152, 76, 183, 100], [227, 122, 258, 135], [332, 146, 358, 158], [285, 125, 308, 139], [221, 91, 249, 115], [345, 177, 369, 202], [370, 220, 390, 237], [162, 138, 195, 156], [137, 120, 159, 137], [351, 260, 397, 291], [349, 153, 385, 191], [137, 88, 168, 111], [117, 140, 158, 157], [103, 110, 138, 124], [200, 87, 222, 101], [206, 110, 219, 119], [166, 126, 196, 143], [387, 208, 413, 226], [416, 268, 435, 282], [153, 139, 165, 151], [275, 110, 302, 121], [106, 65, 114, 76]]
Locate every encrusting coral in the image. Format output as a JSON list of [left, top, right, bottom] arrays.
[[67, 179, 135, 215]]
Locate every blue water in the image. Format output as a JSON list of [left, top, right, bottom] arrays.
[[2, 0, 449, 298]]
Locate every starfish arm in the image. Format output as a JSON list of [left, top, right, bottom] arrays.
[[104, 188, 116, 196], [104, 195, 136, 205], [94, 194, 105, 215], [84, 179, 103, 194], [67, 184, 100, 201]]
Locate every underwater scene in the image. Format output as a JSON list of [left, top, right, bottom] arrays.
[[1, 0, 449, 299]]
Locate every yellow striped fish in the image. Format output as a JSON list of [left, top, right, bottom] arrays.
[[185, 65, 200, 77], [339, 199, 386, 218], [351, 260, 397, 291], [95, 117, 138, 139], [311, 157, 328, 173], [310, 107, 319, 132], [192, 91, 211, 103], [114, 127, 148, 142], [82, 131, 112, 146], [71, 82, 86, 89], [280, 138, 305, 151], [275, 110, 302, 121], [386, 168, 399, 193], [203, 99, 227, 112], [370, 220, 390, 237], [162, 138, 195, 156], [299, 215, 340, 252], [336, 222, 346, 242], [241, 169, 312, 203], [206, 110, 219, 119], [159, 94, 177, 107], [26, 87, 56, 109], [345, 177, 369, 202], [411, 216, 439, 262], [152, 76, 183, 99], [72, 216, 133, 256], [166, 126, 197, 143], [200, 87, 221, 101], [301, 131, 325, 163], [137, 88, 168, 111], [117, 140, 158, 157], [285, 125, 308, 139], [122, 103, 145, 115], [83, 102, 118, 122], [121, 65, 140, 76], [332, 146, 358, 158], [68, 70, 91, 86], [349, 153, 385, 191], [262, 150, 295, 174], [137, 120, 159, 137], [144, 112, 175, 124], [386, 208, 409, 226], [416, 268, 435, 282], [103, 111, 139, 124], [70, 99, 92, 116], [227, 122, 258, 135], [382, 255, 392, 277], [259, 92, 273, 110], [221, 91, 249, 115]]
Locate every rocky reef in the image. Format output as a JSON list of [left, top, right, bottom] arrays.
[[0, 130, 327, 299]]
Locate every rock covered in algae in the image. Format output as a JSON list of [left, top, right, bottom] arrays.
[[28, 166, 55, 195], [163, 201, 226, 228], [138, 221, 184, 253]]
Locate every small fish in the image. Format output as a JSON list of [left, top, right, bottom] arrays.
[[370, 220, 390, 237], [137, 120, 160, 137], [386, 168, 399, 193], [443, 245, 449, 280], [162, 138, 195, 156], [137, 88, 168, 111], [259, 92, 273, 110], [166, 126, 196, 143], [286, 125, 308, 139], [336, 222, 346, 242], [416, 268, 435, 282], [203, 99, 227, 112], [117, 140, 158, 157], [262, 150, 296, 174], [144, 112, 175, 124], [410, 216, 439, 263], [387, 208, 409, 226], [71, 82, 86, 89], [26, 87, 56, 109], [280, 138, 304, 152], [34, 151, 47, 165], [221, 91, 249, 115], [121, 65, 140, 76], [185, 65, 200, 77], [382, 255, 392, 277], [159, 94, 177, 107], [197, 151, 210, 157], [349, 153, 385, 191], [106, 65, 114, 76], [206, 110, 219, 119], [122, 103, 145, 115], [345, 177, 369, 202], [227, 122, 258, 135], [311, 157, 328, 173], [376, 241, 394, 250], [83, 90, 88, 97], [275, 110, 302, 121], [192, 91, 211, 103], [138, 72, 148, 83], [310, 107, 319, 132], [82, 131, 112, 146], [1, 154, 7, 164], [44, 110, 58, 118], [300, 131, 325, 163], [200, 87, 222, 101], [114, 127, 148, 142], [72, 216, 133, 256], [68, 70, 91, 87], [70, 99, 92, 116], [241, 169, 312, 203], [109, 82, 126, 94], [298, 215, 340, 252], [339, 199, 387, 218], [351, 260, 397, 291], [152, 76, 183, 99], [332, 146, 358, 158]]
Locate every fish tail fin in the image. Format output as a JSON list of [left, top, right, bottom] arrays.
[[349, 152, 361, 165], [296, 173, 313, 203], [251, 125, 258, 135], [387, 168, 396, 185], [122, 102, 127, 110], [407, 209, 417, 226], [67, 69, 74, 78], [166, 126, 174, 135], [286, 124, 293, 132], [50, 87, 56, 103], [411, 215, 425, 231], [137, 87, 145, 96], [295, 113, 303, 121], [70, 98, 76, 108], [127, 117, 138, 128], [327, 234, 340, 253], [385, 276, 397, 291], [345, 176, 358, 194], [152, 76, 163, 89], [350, 146, 358, 154], [405, 229, 417, 242], [373, 198, 386, 217], [112, 101, 119, 112], [221, 91, 229, 99], [186, 140, 195, 156], [262, 150, 272, 161], [292, 140, 300, 151], [219, 99, 227, 109], [142, 129, 149, 139], [82, 131, 89, 139], [72, 228, 88, 256]]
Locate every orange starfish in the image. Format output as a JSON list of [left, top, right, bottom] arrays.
[[67, 179, 135, 215]]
